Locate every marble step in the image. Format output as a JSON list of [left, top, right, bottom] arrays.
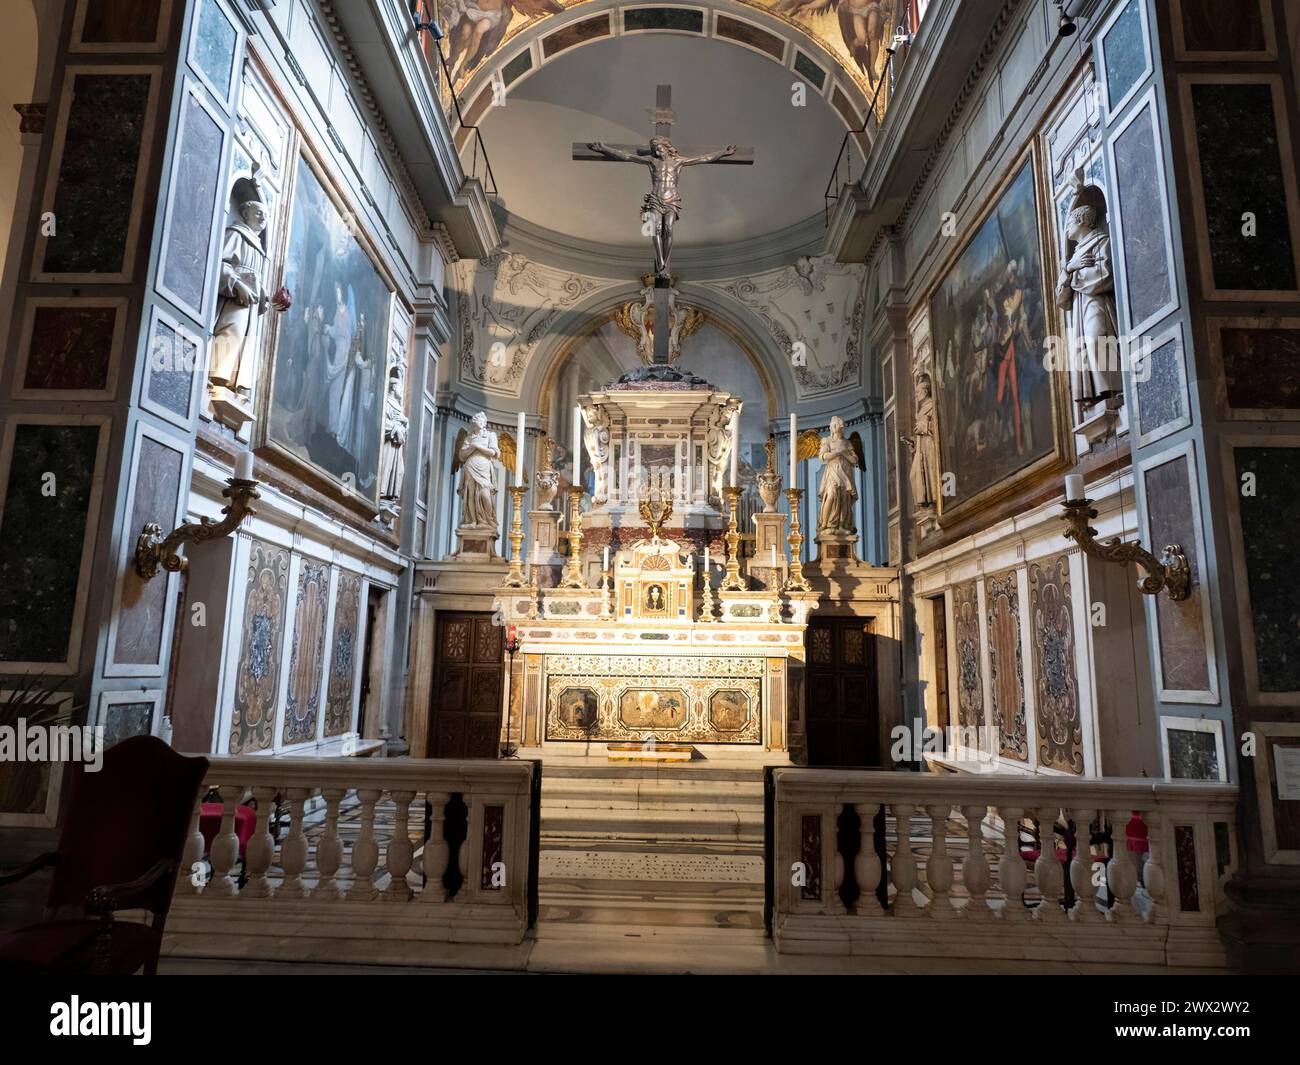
[[540, 780, 765, 812], [537, 762, 768, 784], [541, 805, 764, 844]]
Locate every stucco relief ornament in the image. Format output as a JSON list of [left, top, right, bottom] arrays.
[[1054, 168, 1123, 414], [209, 165, 290, 428]]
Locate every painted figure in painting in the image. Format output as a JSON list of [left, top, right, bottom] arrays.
[[442, 0, 563, 83], [903, 372, 939, 509], [452, 411, 501, 531], [645, 584, 665, 612], [817, 416, 862, 535], [1054, 171, 1123, 412], [211, 169, 287, 393], [775, 0, 904, 90]]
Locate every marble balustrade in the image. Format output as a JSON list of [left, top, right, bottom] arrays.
[[165, 757, 535, 963], [771, 769, 1238, 968]]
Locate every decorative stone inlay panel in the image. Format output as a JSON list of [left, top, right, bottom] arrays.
[[952, 580, 983, 730], [985, 569, 1027, 762], [1028, 555, 1083, 774], [230, 541, 289, 753]]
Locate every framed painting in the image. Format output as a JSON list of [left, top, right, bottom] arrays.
[[263, 151, 393, 505], [925, 147, 1070, 524]]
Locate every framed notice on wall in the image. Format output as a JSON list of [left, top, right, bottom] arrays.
[[1251, 721, 1300, 864]]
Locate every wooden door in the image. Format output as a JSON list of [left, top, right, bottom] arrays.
[[429, 612, 503, 758], [805, 618, 878, 767]]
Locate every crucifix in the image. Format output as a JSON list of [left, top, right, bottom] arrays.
[[573, 84, 753, 363]]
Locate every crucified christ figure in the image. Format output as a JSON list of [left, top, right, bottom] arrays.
[[586, 137, 736, 279]]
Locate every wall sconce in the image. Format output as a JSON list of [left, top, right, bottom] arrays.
[[1060, 475, 1190, 601], [134, 452, 260, 580]]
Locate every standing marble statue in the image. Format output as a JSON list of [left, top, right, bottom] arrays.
[[1054, 170, 1123, 411], [581, 404, 612, 505], [379, 362, 408, 512], [211, 168, 288, 392], [903, 373, 939, 509], [452, 412, 500, 532], [705, 400, 739, 502], [817, 416, 860, 536]]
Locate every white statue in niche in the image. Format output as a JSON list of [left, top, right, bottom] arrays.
[[705, 400, 739, 502], [903, 372, 939, 510], [1054, 170, 1123, 413], [452, 412, 500, 533], [210, 166, 289, 397], [581, 404, 612, 504], [816, 416, 864, 536], [378, 361, 408, 519]]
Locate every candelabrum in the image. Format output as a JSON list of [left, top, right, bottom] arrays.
[[599, 567, 614, 618], [500, 485, 529, 588], [784, 488, 812, 593], [1061, 496, 1190, 601], [698, 563, 717, 622], [525, 560, 539, 620], [135, 476, 260, 580], [721, 486, 746, 591], [558, 486, 588, 589]]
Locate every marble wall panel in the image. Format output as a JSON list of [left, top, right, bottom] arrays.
[[144, 315, 199, 421], [1028, 554, 1083, 774], [0, 424, 102, 664], [43, 73, 151, 276], [1101, 0, 1147, 112], [953, 580, 984, 730], [102, 700, 154, 747], [113, 436, 184, 665], [22, 305, 117, 392], [1143, 454, 1211, 693], [986, 569, 1027, 762], [323, 570, 361, 736], [1220, 327, 1300, 412], [1178, 0, 1267, 53], [1111, 99, 1174, 327], [230, 540, 289, 753], [1135, 332, 1187, 438], [1234, 447, 1300, 692], [282, 559, 329, 744], [1190, 82, 1297, 293], [158, 89, 224, 315], [193, 0, 239, 101], [78, 0, 163, 44]]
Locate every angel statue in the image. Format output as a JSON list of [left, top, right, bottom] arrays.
[[451, 412, 516, 538], [797, 418, 866, 537], [775, 0, 904, 90], [443, 0, 563, 84], [581, 404, 612, 505]]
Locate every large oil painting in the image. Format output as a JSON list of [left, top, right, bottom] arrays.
[[928, 155, 1063, 519], [268, 155, 392, 503]]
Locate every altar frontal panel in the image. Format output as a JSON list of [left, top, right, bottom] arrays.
[[544, 654, 762, 744]]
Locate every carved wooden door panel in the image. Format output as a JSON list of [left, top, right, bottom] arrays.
[[430, 612, 503, 758], [804, 618, 878, 767]]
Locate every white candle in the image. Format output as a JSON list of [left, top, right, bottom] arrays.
[[234, 449, 254, 481], [1065, 474, 1085, 502], [729, 412, 740, 487], [515, 411, 525, 482], [770, 545, 777, 568], [603, 545, 610, 571], [532, 542, 538, 564], [789, 413, 797, 487], [572, 406, 582, 488], [704, 546, 710, 571]]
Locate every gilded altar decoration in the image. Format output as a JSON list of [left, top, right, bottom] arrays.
[[614, 277, 704, 364]]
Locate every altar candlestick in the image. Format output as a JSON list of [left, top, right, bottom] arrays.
[[729, 412, 740, 487], [789, 414, 797, 486], [514, 411, 525, 482], [572, 406, 582, 488], [770, 545, 777, 569], [603, 545, 610, 570]]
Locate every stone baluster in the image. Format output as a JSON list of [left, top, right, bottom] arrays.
[[350, 789, 381, 900], [457, 795, 471, 896], [890, 803, 918, 916], [1068, 808, 1098, 922], [178, 794, 205, 895], [960, 804, 991, 920], [208, 786, 241, 898], [832, 805, 847, 914], [421, 791, 451, 903], [315, 787, 346, 898], [1033, 808, 1065, 922], [278, 788, 310, 899], [854, 802, 883, 915], [997, 807, 1027, 921], [1140, 809, 1165, 924], [925, 803, 954, 918], [386, 790, 416, 900], [1106, 808, 1139, 921], [241, 786, 278, 899]]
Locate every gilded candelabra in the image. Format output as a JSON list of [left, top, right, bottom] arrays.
[[135, 476, 260, 580], [600, 566, 614, 618], [500, 485, 529, 588], [559, 487, 589, 589], [721, 486, 746, 591], [1061, 496, 1190, 601], [784, 488, 811, 592], [698, 557, 717, 622]]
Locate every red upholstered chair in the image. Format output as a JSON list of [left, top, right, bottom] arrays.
[[0, 735, 208, 975]]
